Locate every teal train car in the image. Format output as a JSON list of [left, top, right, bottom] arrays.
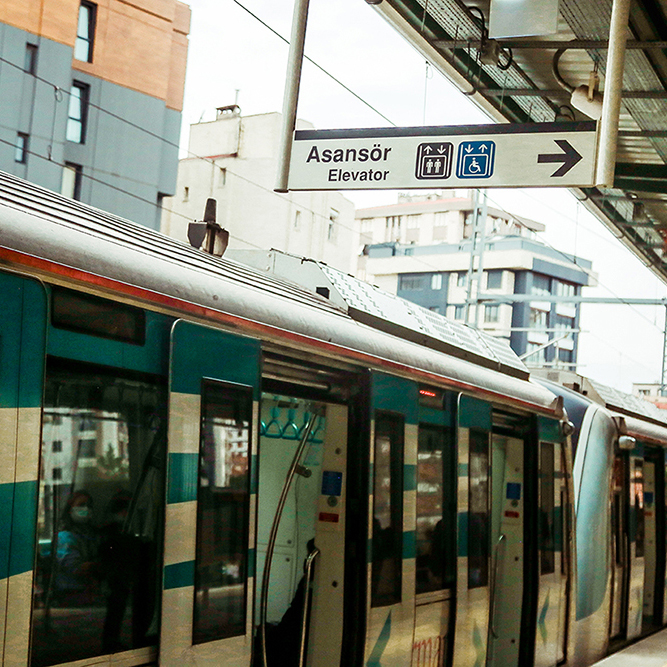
[[0, 170, 592, 667], [536, 374, 667, 666]]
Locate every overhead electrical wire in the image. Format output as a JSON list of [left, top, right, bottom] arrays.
[[0, 0, 662, 346]]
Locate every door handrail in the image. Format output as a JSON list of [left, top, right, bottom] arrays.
[[259, 407, 321, 667], [490, 533, 507, 639], [299, 547, 321, 667]]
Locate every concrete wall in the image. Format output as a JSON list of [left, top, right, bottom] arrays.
[[162, 112, 359, 274]]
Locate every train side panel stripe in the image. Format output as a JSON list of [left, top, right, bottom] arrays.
[[8, 481, 37, 578], [404, 464, 417, 492], [458, 512, 469, 558], [459, 395, 492, 430], [167, 453, 198, 505], [0, 481, 38, 579], [164, 560, 195, 589], [0, 483, 13, 580], [402, 531, 416, 560], [538, 416, 561, 442], [171, 323, 260, 399]]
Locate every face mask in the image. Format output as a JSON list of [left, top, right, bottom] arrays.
[[71, 506, 91, 522]]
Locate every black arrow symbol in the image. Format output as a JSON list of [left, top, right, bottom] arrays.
[[537, 139, 583, 177]]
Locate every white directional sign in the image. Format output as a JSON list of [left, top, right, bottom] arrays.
[[287, 121, 598, 190]]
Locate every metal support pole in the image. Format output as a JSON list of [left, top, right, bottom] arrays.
[[595, 0, 632, 186], [662, 304, 667, 396], [275, 0, 311, 193], [465, 190, 487, 328]]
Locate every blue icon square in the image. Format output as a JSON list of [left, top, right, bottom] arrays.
[[456, 141, 496, 179], [506, 482, 521, 500]]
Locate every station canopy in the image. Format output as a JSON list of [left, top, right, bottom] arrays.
[[373, 0, 667, 283]]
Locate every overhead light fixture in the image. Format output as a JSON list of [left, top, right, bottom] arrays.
[[553, 49, 604, 120]]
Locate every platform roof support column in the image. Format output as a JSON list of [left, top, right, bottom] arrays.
[[595, 0, 632, 186], [275, 0, 311, 193]]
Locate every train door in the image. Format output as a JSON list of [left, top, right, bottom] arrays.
[[626, 453, 645, 640], [0, 273, 46, 665], [452, 395, 492, 667], [609, 454, 628, 640], [160, 321, 259, 666], [487, 411, 533, 667], [366, 373, 418, 667], [411, 387, 456, 667], [534, 418, 571, 667], [641, 448, 664, 632], [664, 450, 667, 626], [255, 385, 348, 667]]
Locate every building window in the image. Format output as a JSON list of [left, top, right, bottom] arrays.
[[486, 269, 502, 289], [294, 209, 301, 230], [529, 308, 548, 329], [14, 133, 28, 163], [361, 218, 374, 232], [554, 314, 575, 331], [557, 348, 573, 364], [183, 186, 189, 202], [454, 305, 465, 320], [532, 274, 550, 296], [52, 467, 62, 481], [61, 162, 82, 200], [218, 168, 226, 187], [66, 82, 90, 144], [484, 305, 500, 323], [24, 43, 37, 74], [431, 274, 443, 290], [75, 1, 96, 62], [328, 208, 339, 242], [525, 342, 546, 363], [407, 215, 420, 229], [52, 440, 63, 453], [555, 280, 575, 297], [399, 275, 425, 291], [457, 272, 468, 288], [385, 215, 402, 241]]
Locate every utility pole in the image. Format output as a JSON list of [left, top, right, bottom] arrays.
[[465, 189, 488, 328]]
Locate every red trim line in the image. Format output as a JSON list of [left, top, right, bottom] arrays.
[[0, 246, 556, 416]]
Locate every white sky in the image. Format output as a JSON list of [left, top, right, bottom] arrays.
[[180, 0, 667, 393]]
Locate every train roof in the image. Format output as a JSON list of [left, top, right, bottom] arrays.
[[534, 370, 667, 447], [0, 171, 555, 413]]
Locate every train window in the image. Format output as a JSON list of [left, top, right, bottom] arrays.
[[416, 423, 456, 594], [52, 286, 146, 344], [540, 442, 556, 575], [31, 360, 166, 667], [372, 411, 404, 607], [468, 428, 490, 589], [193, 381, 251, 643]]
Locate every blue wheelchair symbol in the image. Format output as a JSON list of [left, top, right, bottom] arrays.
[[456, 141, 495, 179]]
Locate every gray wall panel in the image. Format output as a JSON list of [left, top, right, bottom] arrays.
[[0, 23, 181, 226]]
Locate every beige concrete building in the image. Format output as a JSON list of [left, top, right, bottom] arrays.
[[161, 108, 358, 273]]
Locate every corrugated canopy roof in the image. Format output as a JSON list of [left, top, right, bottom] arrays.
[[373, 0, 667, 283]]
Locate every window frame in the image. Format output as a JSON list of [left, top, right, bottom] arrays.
[[75, 1, 97, 63], [14, 132, 28, 164], [192, 379, 253, 643], [371, 410, 405, 608], [66, 81, 90, 144], [62, 162, 83, 200]]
